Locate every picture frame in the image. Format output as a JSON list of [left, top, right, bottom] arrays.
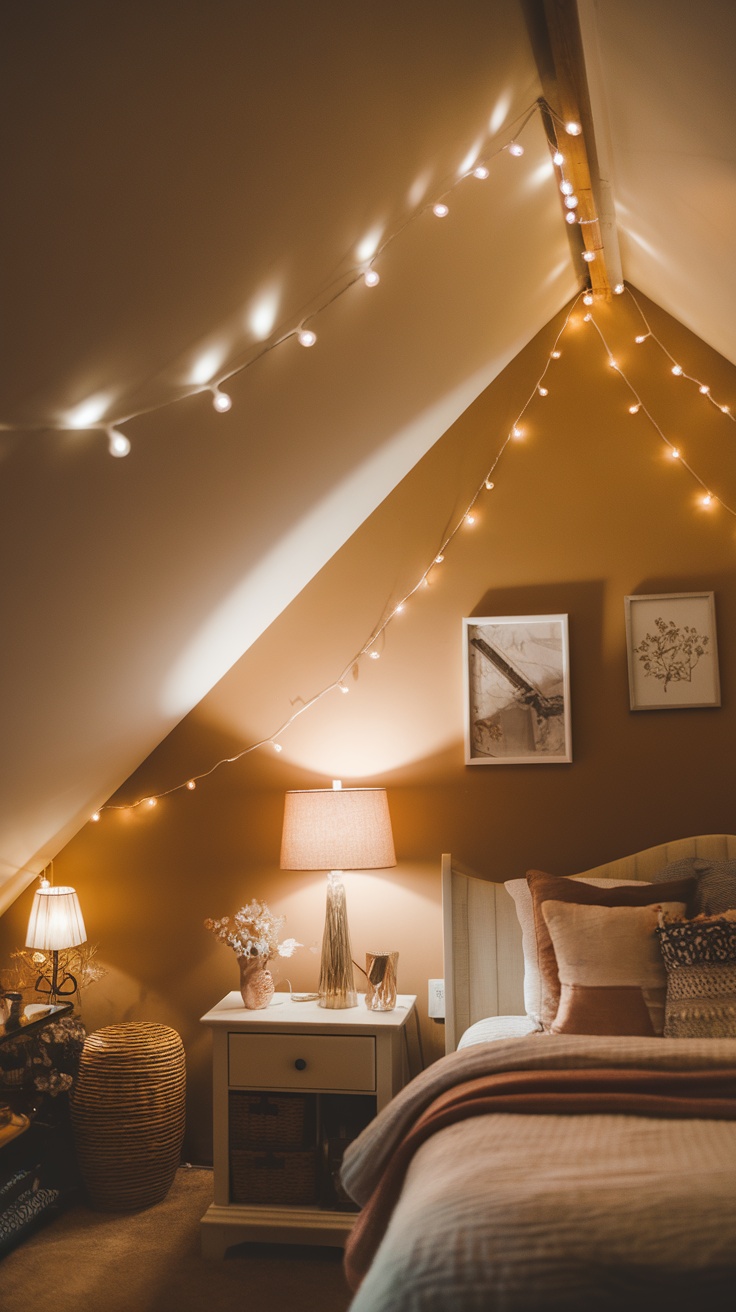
[[463, 614, 572, 765], [624, 591, 720, 711]]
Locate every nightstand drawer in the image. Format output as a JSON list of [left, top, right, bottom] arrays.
[[228, 1032, 376, 1092]]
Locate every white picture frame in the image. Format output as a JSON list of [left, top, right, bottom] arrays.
[[463, 614, 572, 765], [624, 591, 720, 711]]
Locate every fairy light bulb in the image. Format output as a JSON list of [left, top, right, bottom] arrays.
[[433, 202, 449, 218], [565, 121, 582, 136], [565, 211, 577, 225], [298, 328, 317, 348], [671, 364, 683, 376], [146, 797, 157, 808], [583, 292, 594, 305], [614, 283, 624, 295], [721, 405, 731, 414], [435, 553, 445, 564], [395, 603, 405, 614], [702, 493, 713, 506], [91, 812, 100, 822], [608, 357, 618, 369], [465, 512, 476, 525], [583, 312, 592, 322], [508, 141, 524, 157], [560, 180, 574, 195], [629, 403, 641, 414], [564, 195, 578, 209], [635, 335, 647, 344], [338, 682, 350, 694], [538, 385, 549, 396], [186, 779, 196, 790], [368, 650, 380, 660], [107, 427, 131, 457], [699, 385, 710, 394], [582, 250, 596, 263], [211, 387, 232, 412], [363, 268, 380, 287], [485, 477, 495, 490], [553, 150, 564, 166], [473, 165, 489, 179], [511, 426, 523, 438], [671, 448, 680, 459], [550, 350, 561, 359]]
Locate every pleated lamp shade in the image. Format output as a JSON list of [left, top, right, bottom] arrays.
[[280, 787, 396, 872], [26, 884, 87, 951]]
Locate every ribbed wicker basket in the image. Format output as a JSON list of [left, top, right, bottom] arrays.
[[230, 1147, 317, 1205], [229, 1091, 313, 1150], [70, 1022, 186, 1211]]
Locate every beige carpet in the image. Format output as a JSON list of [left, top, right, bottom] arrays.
[[1, 1166, 353, 1312]]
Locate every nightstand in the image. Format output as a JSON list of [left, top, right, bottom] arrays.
[[200, 991, 417, 1257]]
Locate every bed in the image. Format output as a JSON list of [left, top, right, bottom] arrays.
[[340, 835, 736, 1311]]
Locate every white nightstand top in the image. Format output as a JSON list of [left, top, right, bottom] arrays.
[[201, 991, 416, 1032]]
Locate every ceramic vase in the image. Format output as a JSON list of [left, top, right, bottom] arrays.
[[238, 956, 275, 1009]]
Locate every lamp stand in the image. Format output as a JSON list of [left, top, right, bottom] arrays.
[[318, 872, 357, 1008], [34, 950, 78, 1003]]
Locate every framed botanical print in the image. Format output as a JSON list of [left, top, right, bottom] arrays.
[[463, 614, 572, 764], [624, 591, 720, 710]]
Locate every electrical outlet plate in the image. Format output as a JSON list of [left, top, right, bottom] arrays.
[[428, 978, 445, 1019]]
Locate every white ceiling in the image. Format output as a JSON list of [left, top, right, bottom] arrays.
[[0, 0, 734, 909]]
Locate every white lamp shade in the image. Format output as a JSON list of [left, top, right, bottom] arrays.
[[26, 885, 87, 951], [280, 788, 396, 871]]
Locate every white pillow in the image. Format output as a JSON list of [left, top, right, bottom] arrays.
[[504, 875, 648, 1027]]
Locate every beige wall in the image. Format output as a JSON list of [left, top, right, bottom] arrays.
[[2, 289, 735, 1162]]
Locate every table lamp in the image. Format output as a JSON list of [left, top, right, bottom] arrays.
[[25, 878, 87, 1001], [280, 781, 396, 1008]]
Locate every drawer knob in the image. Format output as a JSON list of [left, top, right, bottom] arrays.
[[294, 1058, 307, 1071]]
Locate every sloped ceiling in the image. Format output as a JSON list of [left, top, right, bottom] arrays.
[[0, 0, 733, 908]]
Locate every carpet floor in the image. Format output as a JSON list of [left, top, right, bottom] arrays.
[[1, 1166, 354, 1312]]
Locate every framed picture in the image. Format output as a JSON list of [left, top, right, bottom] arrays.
[[624, 591, 720, 710], [463, 614, 572, 765]]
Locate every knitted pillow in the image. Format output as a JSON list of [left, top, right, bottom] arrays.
[[656, 911, 736, 1037]]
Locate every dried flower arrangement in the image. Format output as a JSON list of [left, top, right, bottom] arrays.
[[204, 899, 301, 962]]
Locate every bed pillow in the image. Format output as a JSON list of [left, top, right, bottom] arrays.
[[505, 875, 645, 1027], [542, 900, 687, 1036], [526, 868, 697, 1030], [656, 910, 736, 1037], [689, 860, 736, 916]]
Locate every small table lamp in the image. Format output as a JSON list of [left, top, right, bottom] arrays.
[[25, 879, 87, 1001], [280, 781, 396, 1009]]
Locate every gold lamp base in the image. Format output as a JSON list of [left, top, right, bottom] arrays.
[[318, 872, 357, 1008]]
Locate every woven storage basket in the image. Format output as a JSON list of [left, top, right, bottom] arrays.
[[230, 1148, 317, 1205], [229, 1091, 313, 1150], [71, 1022, 186, 1211]]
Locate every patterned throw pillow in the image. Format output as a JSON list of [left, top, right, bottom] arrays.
[[656, 911, 736, 1037]]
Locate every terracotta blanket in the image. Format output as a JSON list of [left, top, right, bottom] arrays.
[[344, 1063, 736, 1293]]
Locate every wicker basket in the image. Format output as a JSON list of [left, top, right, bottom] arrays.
[[70, 1022, 186, 1212], [230, 1147, 317, 1205], [229, 1091, 313, 1150]]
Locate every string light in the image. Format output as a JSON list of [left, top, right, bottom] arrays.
[[107, 427, 131, 457], [565, 121, 582, 136], [79, 124, 736, 818], [560, 181, 574, 196], [614, 284, 625, 295], [363, 268, 380, 287], [635, 335, 647, 344], [553, 150, 564, 166], [432, 202, 449, 218], [550, 349, 561, 359], [507, 142, 524, 157], [186, 779, 196, 790], [91, 812, 100, 822], [671, 364, 683, 376], [211, 387, 232, 412], [627, 287, 734, 421], [582, 250, 596, 263]]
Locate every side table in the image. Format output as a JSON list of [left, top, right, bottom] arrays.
[[200, 991, 417, 1257]]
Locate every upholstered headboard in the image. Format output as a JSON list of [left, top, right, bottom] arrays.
[[441, 835, 736, 1053]]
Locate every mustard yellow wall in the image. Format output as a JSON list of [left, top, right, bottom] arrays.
[[3, 289, 735, 1162]]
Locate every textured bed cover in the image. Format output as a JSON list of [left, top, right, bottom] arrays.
[[341, 1035, 736, 1311]]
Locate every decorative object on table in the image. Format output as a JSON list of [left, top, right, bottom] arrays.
[[624, 591, 720, 710], [24, 875, 87, 1001], [70, 1022, 185, 1211], [204, 900, 301, 1010], [463, 615, 572, 764], [365, 951, 399, 1011], [280, 780, 397, 1009]]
